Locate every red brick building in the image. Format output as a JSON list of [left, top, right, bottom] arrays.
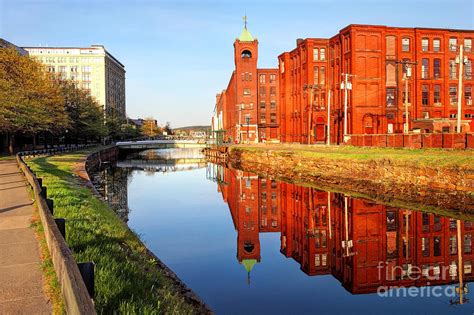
[[212, 23, 279, 143], [279, 25, 474, 144], [213, 169, 474, 293]]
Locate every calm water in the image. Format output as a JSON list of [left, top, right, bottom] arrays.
[[95, 148, 474, 314]]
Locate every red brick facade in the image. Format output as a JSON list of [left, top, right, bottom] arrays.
[[215, 166, 474, 293], [278, 25, 474, 144], [213, 26, 279, 143]]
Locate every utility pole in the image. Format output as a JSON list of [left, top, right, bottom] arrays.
[[341, 74, 354, 141], [457, 45, 465, 133], [395, 60, 417, 134], [404, 72, 409, 134], [327, 90, 331, 145]]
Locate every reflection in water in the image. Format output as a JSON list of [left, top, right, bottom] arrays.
[[118, 148, 207, 172], [94, 149, 474, 312], [210, 163, 473, 303]]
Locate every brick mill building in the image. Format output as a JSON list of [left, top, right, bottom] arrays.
[[212, 21, 279, 143], [279, 25, 474, 144], [211, 165, 474, 294]]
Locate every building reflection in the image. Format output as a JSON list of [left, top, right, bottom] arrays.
[[213, 164, 474, 298]]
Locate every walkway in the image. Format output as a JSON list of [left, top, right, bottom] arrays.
[[0, 159, 52, 314]]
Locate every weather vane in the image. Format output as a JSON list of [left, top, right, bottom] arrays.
[[243, 15, 248, 29]]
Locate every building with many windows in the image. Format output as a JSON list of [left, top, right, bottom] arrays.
[[24, 45, 126, 118], [212, 22, 279, 143], [279, 25, 474, 144]]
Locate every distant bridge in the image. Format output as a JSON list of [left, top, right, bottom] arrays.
[[116, 139, 209, 150], [116, 158, 207, 172]]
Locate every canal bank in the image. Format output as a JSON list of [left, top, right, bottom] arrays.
[[228, 144, 474, 213], [27, 147, 210, 314]]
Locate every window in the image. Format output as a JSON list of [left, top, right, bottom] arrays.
[[320, 48, 326, 61], [422, 38, 429, 51], [464, 39, 472, 52], [449, 59, 457, 79], [450, 236, 457, 255], [244, 88, 251, 96], [260, 113, 266, 123], [320, 67, 326, 84], [465, 234, 472, 254], [465, 59, 472, 80], [270, 100, 276, 109], [422, 237, 430, 257], [422, 213, 430, 232], [434, 59, 441, 79], [466, 86, 472, 105], [270, 74, 276, 83], [449, 38, 457, 52], [270, 113, 277, 123], [434, 85, 441, 104], [313, 48, 319, 61], [386, 88, 396, 107], [82, 73, 91, 81], [241, 49, 252, 58], [422, 85, 429, 106], [260, 101, 266, 109], [421, 58, 429, 79], [450, 85, 457, 105], [270, 86, 276, 96], [433, 39, 441, 52], [259, 74, 266, 84], [402, 38, 410, 52], [259, 87, 265, 96], [70, 66, 78, 72], [82, 66, 91, 73], [280, 60, 285, 73], [434, 237, 441, 256], [313, 66, 319, 84]]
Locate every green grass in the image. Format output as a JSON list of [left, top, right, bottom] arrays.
[[235, 144, 474, 169], [27, 152, 200, 314]]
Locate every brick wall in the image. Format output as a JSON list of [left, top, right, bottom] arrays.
[[345, 133, 474, 149]]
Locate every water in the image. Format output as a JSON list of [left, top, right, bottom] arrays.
[[95, 148, 474, 314]]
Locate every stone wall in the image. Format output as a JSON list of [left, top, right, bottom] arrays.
[[229, 147, 474, 212]]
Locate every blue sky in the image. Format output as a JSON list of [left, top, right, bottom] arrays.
[[1, 0, 473, 127]]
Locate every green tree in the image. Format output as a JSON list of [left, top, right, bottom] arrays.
[[60, 80, 106, 144]]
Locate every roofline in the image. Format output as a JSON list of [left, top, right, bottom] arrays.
[[339, 23, 474, 33], [22, 45, 125, 69]]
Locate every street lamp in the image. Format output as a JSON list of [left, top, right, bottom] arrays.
[[303, 84, 321, 145]]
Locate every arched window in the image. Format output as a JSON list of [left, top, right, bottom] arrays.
[[241, 49, 252, 58]]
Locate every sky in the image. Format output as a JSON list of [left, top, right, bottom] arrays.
[[1, 0, 473, 128]]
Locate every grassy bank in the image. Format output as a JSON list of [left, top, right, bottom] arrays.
[[28, 151, 201, 314], [236, 144, 474, 169]]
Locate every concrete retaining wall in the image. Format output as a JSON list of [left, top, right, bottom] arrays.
[[16, 147, 96, 314]]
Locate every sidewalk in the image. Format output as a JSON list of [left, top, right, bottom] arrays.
[[0, 159, 52, 314]]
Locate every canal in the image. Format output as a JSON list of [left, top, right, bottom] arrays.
[[94, 148, 474, 314]]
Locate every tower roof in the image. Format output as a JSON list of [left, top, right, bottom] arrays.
[[238, 15, 254, 42], [238, 28, 254, 42]]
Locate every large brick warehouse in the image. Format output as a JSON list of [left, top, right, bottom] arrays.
[[213, 23, 473, 144]]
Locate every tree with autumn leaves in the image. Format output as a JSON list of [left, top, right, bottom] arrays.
[[0, 47, 108, 154]]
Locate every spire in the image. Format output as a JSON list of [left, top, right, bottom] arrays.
[[238, 15, 254, 42], [242, 259, 257, 285]]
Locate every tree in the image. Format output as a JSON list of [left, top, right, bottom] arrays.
[[163, 121, 173, 135], [0, 47, 69, 153], [59, 80, 106, 144]]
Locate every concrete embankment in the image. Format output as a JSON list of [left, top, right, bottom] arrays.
[[228, 145, 474, 213]]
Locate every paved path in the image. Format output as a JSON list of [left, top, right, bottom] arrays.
[[0, 159, 52, 314]]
